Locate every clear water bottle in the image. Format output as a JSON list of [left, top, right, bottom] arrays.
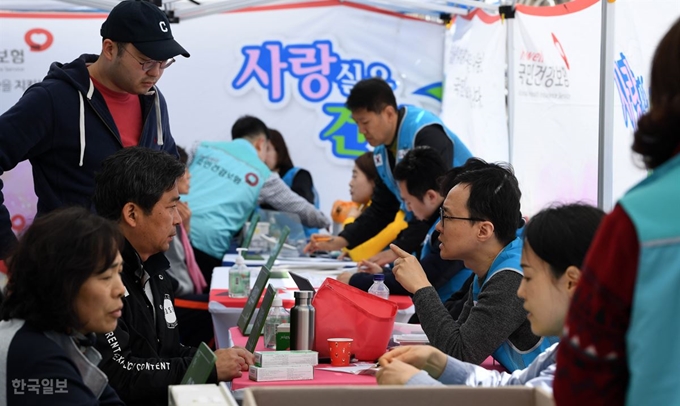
[[290, 291, 315, 350], [264, 297, 289, 349], [368, 274, 390, 300]]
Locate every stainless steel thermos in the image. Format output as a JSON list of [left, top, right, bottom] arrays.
[[290, 291, 315, 350]]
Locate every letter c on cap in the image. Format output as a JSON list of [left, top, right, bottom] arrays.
[[159, 21, 168, 32]]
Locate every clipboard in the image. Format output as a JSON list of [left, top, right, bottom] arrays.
[[180, 342, 217, 385], [244, 285, 276, 354], [241, 211, 261, 250], [264, 226, 291, 270], [236, 266, 271, 336]]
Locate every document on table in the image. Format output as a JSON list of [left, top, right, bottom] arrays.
[[316, 363, 380, 376]]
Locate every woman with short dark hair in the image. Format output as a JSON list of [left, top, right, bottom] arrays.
[[0, 207, 125, 405]]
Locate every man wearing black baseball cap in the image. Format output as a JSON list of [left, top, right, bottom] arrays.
[[0, 0, 189, 262], [101, 0, 190, 61]]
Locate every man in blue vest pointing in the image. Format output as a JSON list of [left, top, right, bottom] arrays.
[[306, 77, 473, 265]]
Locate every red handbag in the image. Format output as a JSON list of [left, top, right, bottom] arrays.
[[312, 278, 397, 361]]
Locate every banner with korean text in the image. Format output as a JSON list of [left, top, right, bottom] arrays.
[[441, 10, 508, 163], [510, 0, 601, 216], [610, 0, 679, 204], [0, 2, 446, 234]]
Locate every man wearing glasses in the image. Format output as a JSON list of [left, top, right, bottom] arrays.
[[389, 160, 555, 373], [337, 147, 472, 306], [0, 0, 188, 259]]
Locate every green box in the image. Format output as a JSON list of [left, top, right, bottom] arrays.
[[276, 331, 290, 351]]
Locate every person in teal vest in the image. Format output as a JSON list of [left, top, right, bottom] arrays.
[[376, 203, 605, 391], [554, 18, 680, 406], [262, 128, 320, 238], [388, 159, 553, 372], [340, 147, 472, 302], [305, 78, 473, 266], [187, 116, 330, 281]]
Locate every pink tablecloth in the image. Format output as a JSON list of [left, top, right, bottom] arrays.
[[228, 327, 506, 390], [229, 327, 375, 390]]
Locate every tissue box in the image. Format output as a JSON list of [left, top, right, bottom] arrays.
[[248, 365, 314, 382], [254, 351, 318, 367]]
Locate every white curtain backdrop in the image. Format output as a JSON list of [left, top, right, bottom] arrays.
[[441, 10, 509, 163], [511, 0, 601, 216], [0, 1, 446, 234]]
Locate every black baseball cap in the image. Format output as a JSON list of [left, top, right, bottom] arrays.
[[101, 0, 190, 61]]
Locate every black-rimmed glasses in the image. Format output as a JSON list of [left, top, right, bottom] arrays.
[[439, 207, 485, 226], [121, 46, 175, 72]]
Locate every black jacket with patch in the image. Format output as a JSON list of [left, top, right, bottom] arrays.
[[95, 240, 215, 406]]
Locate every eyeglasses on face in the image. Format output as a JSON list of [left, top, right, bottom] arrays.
[[439, 207, 485, 225], [121, 46, 175, 72]]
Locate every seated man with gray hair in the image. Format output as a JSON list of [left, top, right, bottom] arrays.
[[93, 147, 254, 406]]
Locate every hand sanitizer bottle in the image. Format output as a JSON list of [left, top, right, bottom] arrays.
[[228, 248, 250, 298]]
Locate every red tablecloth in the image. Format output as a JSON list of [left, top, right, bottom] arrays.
[[228, 326, 505, 390], [210, 288, 295, 308], [210, 289, 295, 309], [210, 288, 412, 311], [387, 295, 413, 310]]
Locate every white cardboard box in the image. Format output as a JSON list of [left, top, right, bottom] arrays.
[[248, 365, 314, 382], [168, 383, 238, 406], [243, 386, 554, 406], [254, 350, 318, 367]]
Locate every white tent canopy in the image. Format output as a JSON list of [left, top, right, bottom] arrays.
[[0, 0, 505, 19]]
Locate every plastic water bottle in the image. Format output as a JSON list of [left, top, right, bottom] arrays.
[[264, 297, 289, 349], [368, 274, 390, 300], [228, 248, 250, 298]]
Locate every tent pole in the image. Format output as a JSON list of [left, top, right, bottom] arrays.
[[502, 1, 516, 165], [597, 0, 616, 212], [56, 0, 119, 11]]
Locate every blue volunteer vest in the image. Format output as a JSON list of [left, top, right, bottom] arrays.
[[471, 237, 558, 372], [187, 139, 271, 259], [281, 167, 320, 238], [419, 219, 439, 261], [373, 106, 473, 207], [619, 153, 680, 406]]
